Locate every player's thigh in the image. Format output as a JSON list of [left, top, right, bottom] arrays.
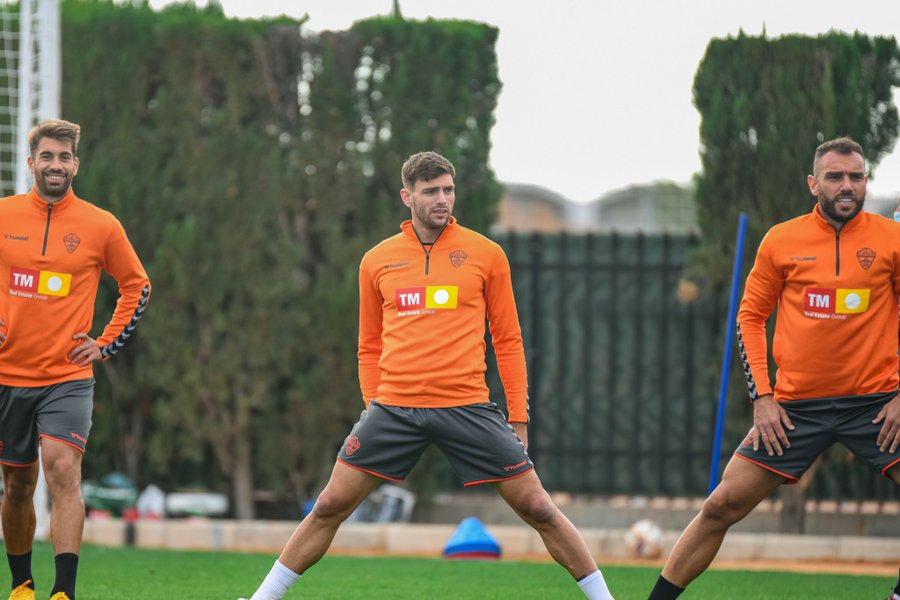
[[313, 460, 384, 516], [40, 435, 84, 486], [706, 456, 784, 521], [337, 401, 429, 480]]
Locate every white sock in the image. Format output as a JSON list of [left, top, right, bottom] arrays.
[[577, 569, 614, 600], [249, 560, 300, 600]]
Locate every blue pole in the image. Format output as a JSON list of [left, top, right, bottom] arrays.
[[708, 212, 749, 494]]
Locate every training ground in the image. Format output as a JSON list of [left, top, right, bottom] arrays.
[[69, 493, 899, 574]]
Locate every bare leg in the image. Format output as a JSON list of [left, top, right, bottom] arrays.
[[277, 461, 382, 573], [661, 457, 783, 587], [494, 471, 597, 579], [40, 439, 85, 554], [0, 462, 39, 553]]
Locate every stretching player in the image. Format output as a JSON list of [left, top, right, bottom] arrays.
[[648, 136, 900, 599], [241, 151, 614, 600]]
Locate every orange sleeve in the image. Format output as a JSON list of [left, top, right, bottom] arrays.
[[357, 256, 383, 406], [736, 232, 782, 399], [97, 219, 151, 357], [484, 246, 529, 422]]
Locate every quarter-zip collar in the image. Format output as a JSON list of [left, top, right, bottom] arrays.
[[810, 203, 868, 277], [400, 215, 457, 242], [400, 216, 457, 275], [811, 202, 867, 234], [28, 185, 76, 214], [27, 186, 76, 256]]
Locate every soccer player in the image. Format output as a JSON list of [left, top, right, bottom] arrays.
[[647, 136, 900, 599], [0, 119, 151, 600], [241, 152, 614, 600]]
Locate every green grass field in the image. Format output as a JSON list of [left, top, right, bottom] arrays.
[[16, 542, 895, 599]]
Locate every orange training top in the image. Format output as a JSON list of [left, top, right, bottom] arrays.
[[358, 217, 529, 422], [0, 187, 151, 386], [737, 205, 900, 401]]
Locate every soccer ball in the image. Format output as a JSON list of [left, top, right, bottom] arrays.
[[624, 518, 664, 558]]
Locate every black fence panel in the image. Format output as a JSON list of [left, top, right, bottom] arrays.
[[487, 231, 899, 501]]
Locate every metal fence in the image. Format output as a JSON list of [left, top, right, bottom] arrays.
[[486, 231, 899, 501]]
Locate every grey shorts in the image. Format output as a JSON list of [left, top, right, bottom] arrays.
[[0, 378, 94, 465], [337, 401, 534, 486], [734, 391, 900, 482]]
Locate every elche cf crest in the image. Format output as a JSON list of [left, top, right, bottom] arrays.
[[856, 247, 875, 269]]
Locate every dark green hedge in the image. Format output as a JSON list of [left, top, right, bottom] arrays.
[[55, 0, 501, 517]]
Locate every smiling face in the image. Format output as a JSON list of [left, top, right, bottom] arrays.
[[28, 136, 79, 203], [400, 172, 455, 243], [808, 149, 867, 229]]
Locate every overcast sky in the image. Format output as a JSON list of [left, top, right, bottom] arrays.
[[152, 0, 900, 203]]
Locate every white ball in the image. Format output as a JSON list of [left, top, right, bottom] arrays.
[[624, 518, 664, 558]]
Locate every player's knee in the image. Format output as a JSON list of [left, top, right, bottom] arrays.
[[42, 455, 82, 491], [309, 490, 357, 523], [513, 494, 558, 526], [699, 492, 744, 526], [2, 473, 37, 505]]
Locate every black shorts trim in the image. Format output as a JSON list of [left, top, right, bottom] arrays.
[[882, 456, 900, 479], [0, 457, 39, 467], [734, 453, 798, 484], [464, 466, 534, 487], [39, 433, 86, 454], [337, 457, 403, 482]]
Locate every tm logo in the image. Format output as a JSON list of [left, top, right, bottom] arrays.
[[395, 286, 459, 309], [11, 267, 39, 289], [10, 267, 72, 296], [804, 287, 870, 314], [397, 288, 422, 308]]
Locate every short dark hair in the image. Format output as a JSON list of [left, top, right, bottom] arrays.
[[401, 151, 455, 190], [28, 118, 81, 158], [813, 136, 864, 174]]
